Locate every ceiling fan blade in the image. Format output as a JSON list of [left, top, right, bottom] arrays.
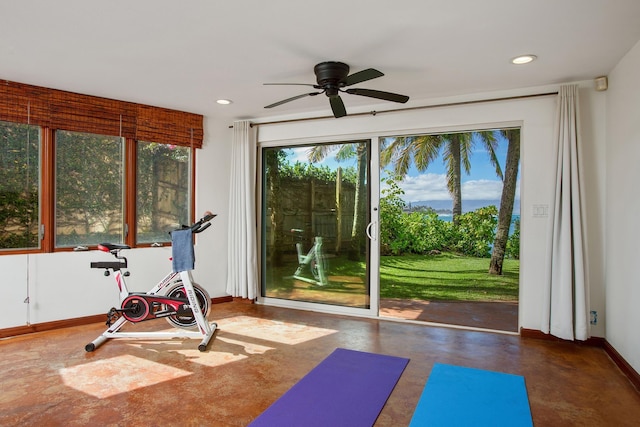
[[345, 88, 409, 103], [263, 83, 317, 87], [329, 96, 347, 118], [264, 92, 321, 109], [345, 68, 384, 86]]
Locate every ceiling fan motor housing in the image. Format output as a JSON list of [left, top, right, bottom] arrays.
[[314, 61, 350, 90]]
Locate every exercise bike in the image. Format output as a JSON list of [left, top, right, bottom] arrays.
[[290, 228, 328, 286], [85, 212, 217, 352]]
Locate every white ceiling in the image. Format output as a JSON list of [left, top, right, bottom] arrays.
[[2, 0, 640, 123]]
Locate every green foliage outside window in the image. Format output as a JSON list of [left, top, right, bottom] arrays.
[[279, 160, 357, 185], [0, 121, 40, 250], [55, 130, 124, 246], [136, 142, 191, 243]]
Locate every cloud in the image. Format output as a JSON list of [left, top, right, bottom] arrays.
[[387, 174, 521, 202], [287, 147, 312, 163], [461, 179, 503, 200], [399, 173, 451, 201]]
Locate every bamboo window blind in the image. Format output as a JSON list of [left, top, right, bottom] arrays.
[[0, 79, 203, 148]]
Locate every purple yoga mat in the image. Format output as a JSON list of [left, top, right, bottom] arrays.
[[249, 348, 409, 427]]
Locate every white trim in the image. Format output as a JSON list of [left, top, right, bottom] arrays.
[[256, 137, 380, 318], [257, 120, 525, 146], [258, 297, 378, 318], [257, 297, 520, 336]]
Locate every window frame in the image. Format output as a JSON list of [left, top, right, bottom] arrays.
[[53, 129, 126, 249], [0, 79, 202, 254], [134, 141, 194, 247], [0, 120, 42, 253], [0, 127, 198, 254]]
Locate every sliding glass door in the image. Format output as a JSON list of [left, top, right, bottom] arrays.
[[261, 140, 373, 310]]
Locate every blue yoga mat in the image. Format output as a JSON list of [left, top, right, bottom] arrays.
[[409, 363, 533, 427], [249, 348, 409, 427]]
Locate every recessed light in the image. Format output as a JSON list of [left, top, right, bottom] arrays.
[[216, 99, 232, 105], [511, 55, 537, 65]]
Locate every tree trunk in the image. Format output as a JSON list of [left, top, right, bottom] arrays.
[[450, 134, 462, 225], [335, 167, 343, 254], [489, 130, 520, 275], [266, 150, 284, 266], [349, 144, 367, 260]]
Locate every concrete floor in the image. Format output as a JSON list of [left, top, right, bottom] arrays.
[[1, 301, 639, 426], [380, 298, 519, 332]]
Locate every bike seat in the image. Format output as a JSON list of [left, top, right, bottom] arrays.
[[98, 243, 131, 252]]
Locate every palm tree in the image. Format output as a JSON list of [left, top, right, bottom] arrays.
[[264, 148, 286, 266], [380, 132, 503, 224], [489, 129, 520, 275], [308, 142, 367, 260]]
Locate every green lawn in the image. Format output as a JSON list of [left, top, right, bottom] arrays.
[[380, 252, 519, 302], [265, 251, 519, 303]]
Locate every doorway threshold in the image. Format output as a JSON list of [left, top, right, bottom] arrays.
[[379, 298, 518, 333]]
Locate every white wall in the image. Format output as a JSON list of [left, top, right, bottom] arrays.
[[579, 86, 608, 338], [605, 39, 640, 372]]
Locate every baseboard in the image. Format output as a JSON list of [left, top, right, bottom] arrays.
[[521, 328, 639, 392], [603, 340, 640, 392], [0, 314, 106, 339], [0, 296, 234, 340], [519, 328, 605, 347]]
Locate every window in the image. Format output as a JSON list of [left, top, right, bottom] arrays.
[[0, 120, 40, 250], [0, 79, 203, 254], [136, 142, 191, 244], [55, 130, 124, 247]]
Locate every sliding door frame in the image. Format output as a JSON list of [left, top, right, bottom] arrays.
[[256, 134, 382, 319]]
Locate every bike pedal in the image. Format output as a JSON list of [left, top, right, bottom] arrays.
[[105, 307, 120, 326]]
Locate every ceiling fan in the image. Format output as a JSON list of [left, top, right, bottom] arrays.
[[264, 61, 409, 118]]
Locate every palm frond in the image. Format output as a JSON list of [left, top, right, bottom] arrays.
[[476, 130, 503, 180], [395, 142, 413, 176], [380, 137, 406, 168], [335, 143, 357, 161], [459, 135, 473, 174], [412, 135, 442, 171], [307, 145, 334, 163]]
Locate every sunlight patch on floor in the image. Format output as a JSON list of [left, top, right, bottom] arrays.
[[59, 354, 192, 398], [219, 315, 337, 345], [126, 336, 275, 367]]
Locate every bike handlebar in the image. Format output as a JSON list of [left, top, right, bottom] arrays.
[[184, 211, 217, 234]]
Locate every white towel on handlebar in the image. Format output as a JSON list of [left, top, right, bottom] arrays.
[[171, 228, 195, 272]]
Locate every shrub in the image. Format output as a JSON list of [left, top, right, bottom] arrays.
[[450, 206, 498, 258], [380, 177, 501, 257], [379, 177, 407, 255], [506, 217, 520, 259]]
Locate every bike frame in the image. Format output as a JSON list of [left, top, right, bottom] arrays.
[[85, 214, 218, 352], [293, 235, 328, 286], [86, 270, 215, 352]]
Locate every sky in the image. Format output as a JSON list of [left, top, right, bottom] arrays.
[[285, 131, 520, 205]]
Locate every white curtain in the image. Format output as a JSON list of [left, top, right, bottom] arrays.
[[225, 120, 258, 299], [541, 84, 589, 341]]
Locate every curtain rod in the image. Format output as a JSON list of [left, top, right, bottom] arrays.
[[228, 91, 558, 128]]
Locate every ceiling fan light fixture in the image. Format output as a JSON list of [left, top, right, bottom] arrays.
[[511, 54, 537, 65]]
